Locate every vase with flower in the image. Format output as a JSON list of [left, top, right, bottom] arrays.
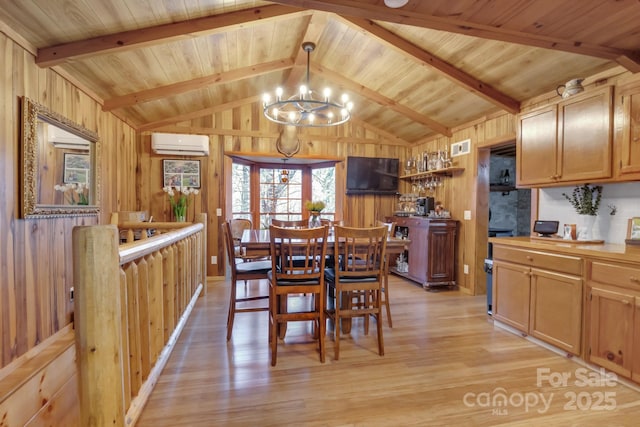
[[305, 200, 325, 228], [163, 186, 199, 222], [54, 182, 89, 205], [562, 183, 602, 241]]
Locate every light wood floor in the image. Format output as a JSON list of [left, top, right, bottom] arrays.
[[138, 275, 640, 426]]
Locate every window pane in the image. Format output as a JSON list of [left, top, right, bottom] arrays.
[[312, 167, 336, 221], [231, 163, 251, 217]]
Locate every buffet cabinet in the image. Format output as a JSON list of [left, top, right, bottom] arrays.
[[391, 216, 457, 289]]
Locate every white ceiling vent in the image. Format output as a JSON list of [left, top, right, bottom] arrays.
[[151, 132, 209, 156], [451, 139, 471, 157]]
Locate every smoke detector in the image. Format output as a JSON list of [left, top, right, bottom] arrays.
[[384, 0, 409, 8]]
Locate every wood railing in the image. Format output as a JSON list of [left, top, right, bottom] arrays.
[[72, 213, 207, 426]]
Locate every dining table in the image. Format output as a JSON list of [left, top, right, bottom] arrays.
[[240, 228, 409, 334]]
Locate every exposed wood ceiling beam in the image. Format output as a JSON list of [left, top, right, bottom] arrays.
[[285, 12, 329, 89], [137, 95, 262, 132], [104, 59, 294, 111], [342, 16, 520, 114], [271, 0, 640, 72], [36, 5, 308, 67], [310, 63, 451, 137]]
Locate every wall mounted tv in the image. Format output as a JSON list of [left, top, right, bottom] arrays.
[[346, 156, 399, 195]]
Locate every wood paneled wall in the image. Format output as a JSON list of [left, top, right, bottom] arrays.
[[409, 112, 517, 295], [140, 103, 409, 276], [0, 32, 137, 370]]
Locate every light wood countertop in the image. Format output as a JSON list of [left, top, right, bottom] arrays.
[[489, 236, 640, 263]]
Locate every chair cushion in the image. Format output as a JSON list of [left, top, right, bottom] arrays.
[[324, 268, 378, 283], [236, 260, 272, 274], [268, 270, 322, 286]]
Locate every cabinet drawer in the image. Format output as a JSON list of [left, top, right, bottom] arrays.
[[588, 260, 640, 291], [493, 246, 582, 275]]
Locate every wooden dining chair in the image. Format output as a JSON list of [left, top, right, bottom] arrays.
[[271, 218, 309, 228], [325, 225, 388, 360], [268, 224, 329, 366], [222, 221, 271, 341], [376, 220, 396, 328], [230, 218, 268, 262]]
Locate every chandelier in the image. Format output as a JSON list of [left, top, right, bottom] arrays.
[[262, 42, 353, 127]]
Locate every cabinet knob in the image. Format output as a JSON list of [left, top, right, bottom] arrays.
[[622, 299, 631, 305], [630, 276, 639, 282], [526, 255, 533, 261], [606, 352, 616, 361]]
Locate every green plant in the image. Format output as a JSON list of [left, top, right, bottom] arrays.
[[305, 200, 325, 213], [163, 186, 199, 220], [562, 184, 603, 216]]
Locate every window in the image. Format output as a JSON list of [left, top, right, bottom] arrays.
[[231, 163, 251, 220], [230, 160, 336, 228]]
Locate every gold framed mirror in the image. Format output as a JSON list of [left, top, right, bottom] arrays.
[[21, 96, 100, 218]]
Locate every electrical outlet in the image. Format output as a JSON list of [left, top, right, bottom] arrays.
[[211, 256, 217, 264], [69, 287, 74, 302], [463, 210, 471, 220], [463, 264, 469, 275]]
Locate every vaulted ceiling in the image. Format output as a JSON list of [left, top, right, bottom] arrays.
[[1, 0, 638, 143]]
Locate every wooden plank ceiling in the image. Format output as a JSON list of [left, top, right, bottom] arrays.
[[1, 0, 638, 144]]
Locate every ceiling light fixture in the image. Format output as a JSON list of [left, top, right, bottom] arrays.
[[263, 42, 353, 127], [384, 0, 409, 8]]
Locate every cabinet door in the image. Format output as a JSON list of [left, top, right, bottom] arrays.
[[426, 224, 455, 285], [517, 105, 558, 185], [589, 286, 634, 378], [633, 297, 640, 383], [529, 269, 582, 355], [620, 89, 640, 176], [493, 261, 530, 333], [406, 225, 428, 283], [558, 86, 613, 182]]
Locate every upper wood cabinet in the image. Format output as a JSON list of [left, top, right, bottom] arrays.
[[517, 86, 613, 186], [619, 84, 640, 177]]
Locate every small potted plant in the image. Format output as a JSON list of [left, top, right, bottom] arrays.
[[562, 183, 602, 240]]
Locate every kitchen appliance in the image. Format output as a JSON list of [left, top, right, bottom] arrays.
[[485, 228, 514, 315], [416, 197, 435, 216]]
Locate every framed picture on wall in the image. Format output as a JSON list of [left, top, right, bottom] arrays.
[[63, 153, 90, 184], [162, 159, 201, 188], [627, 217, 640, 240]]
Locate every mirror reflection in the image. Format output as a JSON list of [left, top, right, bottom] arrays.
[[21, 97, 100, 217]]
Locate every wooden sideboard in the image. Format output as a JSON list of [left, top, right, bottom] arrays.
[[390, 216, 457, 289], [490, 237, 640, 384]]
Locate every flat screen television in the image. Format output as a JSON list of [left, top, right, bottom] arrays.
[[346, 156, 399, 195]]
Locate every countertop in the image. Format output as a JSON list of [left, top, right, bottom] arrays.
[[488, 236, 640, 263]]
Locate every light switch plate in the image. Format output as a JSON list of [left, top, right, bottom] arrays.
[[464, 264, 469, 274], [464, 210, 471, 220], [216, 208, 222, 216], [211, 256, 217, 264]]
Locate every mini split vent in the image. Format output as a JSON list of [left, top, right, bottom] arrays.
[[451, 139, 471, 157], [151, 132, 209, 156]]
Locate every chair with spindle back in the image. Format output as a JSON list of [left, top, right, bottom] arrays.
[[376, 220, 396, 327], [268, 224, 329, 366], [325, 225, 387, 360], [222, 221, 271, 341], [271, 218, 309, 228]]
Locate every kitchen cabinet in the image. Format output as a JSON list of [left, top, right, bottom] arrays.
[[492, 245, 583, 355], [517, 86, 613, 186], [391, 217, 457, 289], [586, 260, 640, 381], [618, 84, 640, 178]]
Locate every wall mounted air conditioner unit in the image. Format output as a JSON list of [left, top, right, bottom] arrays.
[[151, 132, 209, 156], [46, 123, 90, 149]]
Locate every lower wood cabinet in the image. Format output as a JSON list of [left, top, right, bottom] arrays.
[[492, 246, 583, 355], [391, 217, 457, 288], [587, 260, 640, 382]]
